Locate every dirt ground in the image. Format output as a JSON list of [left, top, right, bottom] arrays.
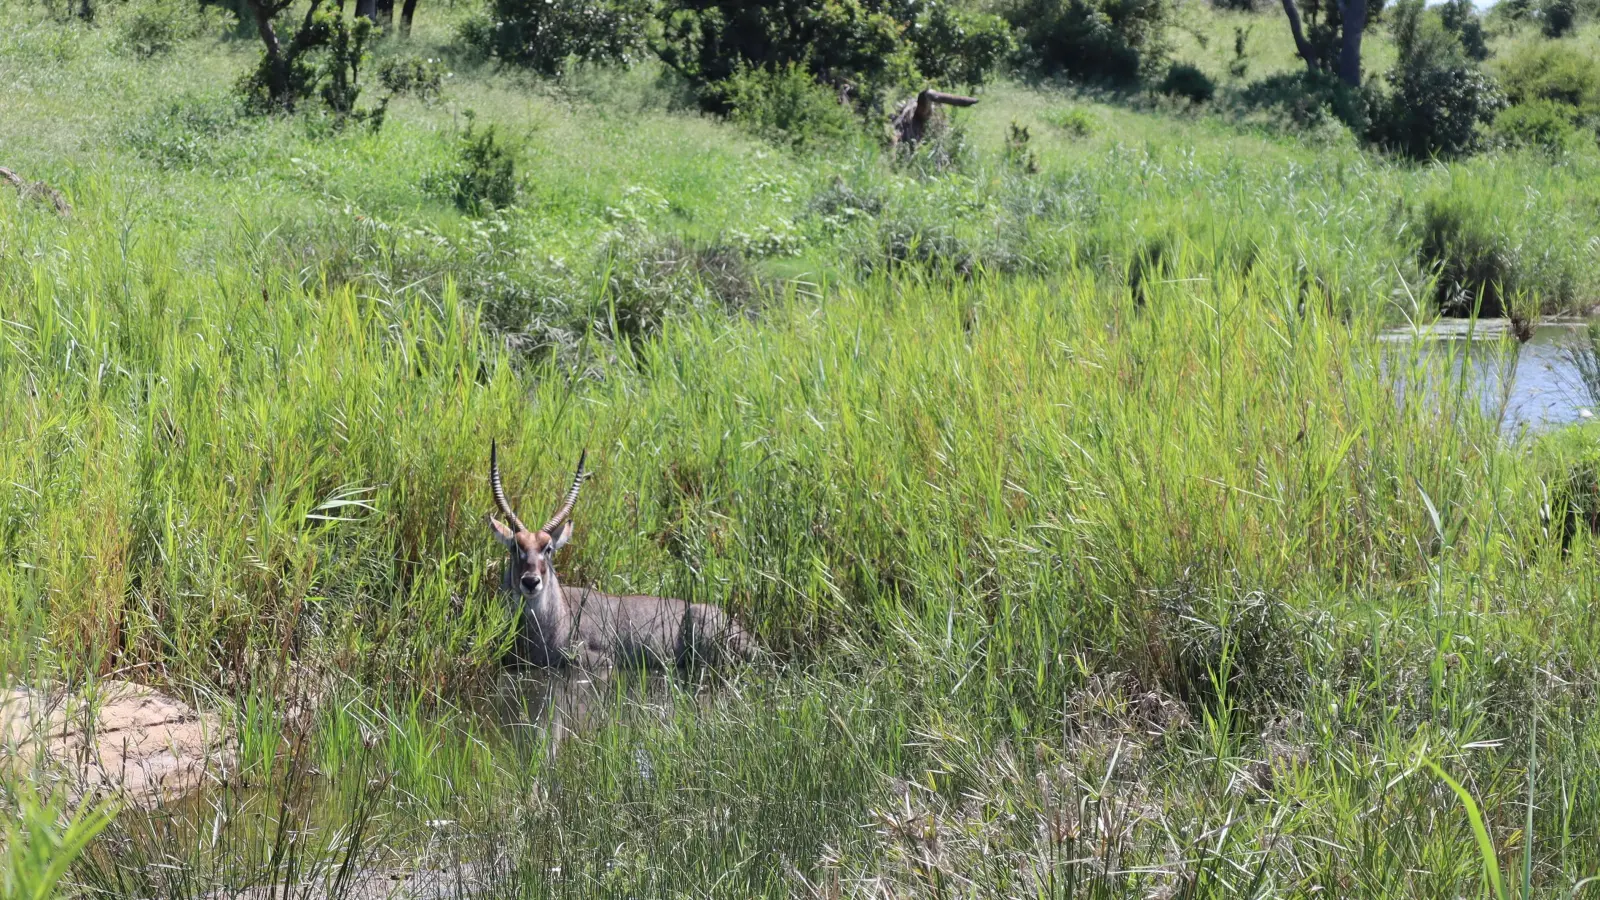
[[1, 680, 231, 805]]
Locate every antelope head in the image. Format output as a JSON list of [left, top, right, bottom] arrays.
[[486, 442, 588, 599]]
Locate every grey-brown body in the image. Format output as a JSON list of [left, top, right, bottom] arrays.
[[507, 571, 755, 669], [488, 443, 755, 671]]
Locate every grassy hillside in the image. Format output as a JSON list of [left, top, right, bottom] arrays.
[[5, 0, 1600, 895]]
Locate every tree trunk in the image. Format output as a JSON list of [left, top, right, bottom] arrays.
[[355, 0, 376, 21], [375, 0, 394, 24], [1279, 0, 1320, 74], [1337, 0, 1366, 87], [890, 89, 979, 149], [400, 0, 418, 36], [244, 0, 290, 103]]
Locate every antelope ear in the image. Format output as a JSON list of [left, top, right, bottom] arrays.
[[549, 519, 573, 552], [485, 515, 517, 547]]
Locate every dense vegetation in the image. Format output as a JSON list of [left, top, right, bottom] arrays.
[[5, 0, 1600, 894]]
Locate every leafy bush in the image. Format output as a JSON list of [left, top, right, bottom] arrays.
[[601, 234, 762, 343], [908, 2, 1017, 87], [1437, 0, 1489, 62], [1539, 0, 1577, 37], [1494, 99, 1582, 152], [1237, 70, 1372, 133], [1491, 0, 1537, 23], [1496, 41, 1600, 123], [239, 8, 384, 126], [377, 56, 447, 101], [1416, 192, 1516, 316], [874, 217, 980, 275], [1004, 0, 1170, 83], [1228, 24, 1252, 78], [657, 0, 1011, 111], [807, 176, 887, 229], [1003, 121, 1039, 172], [716, 63, 862, 149], [1043, 106, 1097, 137], [115, 0, 221, 57], [1368, 0, 1503, 159], [424, 118, 518, 214], [1159, 63, 1215, 103], [1411, 187, 1585, 317], [468, 0, 653, 75]]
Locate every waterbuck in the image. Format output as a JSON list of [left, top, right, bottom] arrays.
[[486, 443, 755, 669]]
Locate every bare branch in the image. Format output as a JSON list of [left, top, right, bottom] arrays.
[[891, 88, 980, 149], [0, 166, 71, 216]]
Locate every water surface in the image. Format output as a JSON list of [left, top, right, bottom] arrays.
[[1381, 319, 1596, 432]]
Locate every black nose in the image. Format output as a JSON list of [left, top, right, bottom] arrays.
[[521, 574, 539, 591]]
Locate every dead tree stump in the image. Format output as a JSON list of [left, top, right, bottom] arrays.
[[1, 166, 71, 216], [889, 89, 979, 150]]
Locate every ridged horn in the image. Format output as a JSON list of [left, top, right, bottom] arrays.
[[541, 449, 588, 534], [490, 440, 528, 534]]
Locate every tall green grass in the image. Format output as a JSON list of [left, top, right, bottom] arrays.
[[6, 186, 1600, 892]]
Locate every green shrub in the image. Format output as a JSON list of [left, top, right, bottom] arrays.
[[377, 55, 446, 102], [717, 63, 862, 150], [1003, 121, 1039, 172], [1368, 0, 1503, 159], [1496, 41, 1600, 123], [657, 0, 1011, 111], [1494, 99, 1582, 152], [873, 217, 980, 275], [1438, 0, 1489, 62], [1493, 0, 1536, 22], [601, 234, 762, 343], [1414, 191, 1532, 317], [1004, 0, 1171, 83], [470, 0, 653, 75], [1043, 106, 1097, 137], [1159, 62, 1215, 103], [909, 2, 1017, 87], [1238, 70, 1372, 133], [806, 176, 887, 230], [239, 8, 384, 126], [1539, 0, 1577, 37], [424, 118, 518, 214], [1413, 176, 1588, 316]]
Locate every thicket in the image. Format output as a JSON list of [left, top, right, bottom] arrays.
[[459, 0, 654, 75], [1367, 0, 1504, 159], [716, 63, 864, 150], [656, 0, 1013, 113], [237, 2, 386, 124], [1003, 0, 1171, 82], [1495, 40, 1600, 144], [422, 116, 519, 213]]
